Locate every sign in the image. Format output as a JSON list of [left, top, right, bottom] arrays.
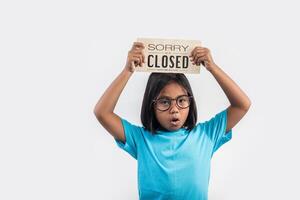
[[135, 38, 201, 74]]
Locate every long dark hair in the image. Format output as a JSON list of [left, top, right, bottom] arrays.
[[141, 73, 197, 134]]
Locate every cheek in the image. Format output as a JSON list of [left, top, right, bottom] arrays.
[[155, 111, 168, 124], [154, 110, 160, 120], [182, 108, 190, 119], [155, 110, 164, 120]]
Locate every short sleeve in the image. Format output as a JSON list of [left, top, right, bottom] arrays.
[[204, 109, 232, 155], [114, 118, 142, 160]]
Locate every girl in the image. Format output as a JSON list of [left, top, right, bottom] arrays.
[[94, 42, 251, 199]]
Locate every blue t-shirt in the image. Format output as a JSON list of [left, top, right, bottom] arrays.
[[115, 109, 232, 200]]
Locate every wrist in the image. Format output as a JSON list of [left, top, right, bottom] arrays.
[[122, 67, 134, 76], [206, 63, 219, 73]]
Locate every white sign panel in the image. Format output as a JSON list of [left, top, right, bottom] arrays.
[[136, 38, 201, 74]]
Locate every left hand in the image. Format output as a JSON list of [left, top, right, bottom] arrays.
[[189, 46, 217, 71]]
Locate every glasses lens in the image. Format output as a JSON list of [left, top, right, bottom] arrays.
[[154, 95, 192, 111], [156, 98, 170, 111], [177, 95, 191, 108]]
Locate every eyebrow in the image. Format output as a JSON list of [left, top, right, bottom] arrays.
[[157, 94, 187, 99]]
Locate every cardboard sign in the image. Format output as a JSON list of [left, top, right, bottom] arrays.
[[135, 38, 201, 74]]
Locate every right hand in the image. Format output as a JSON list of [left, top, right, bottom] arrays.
[[125, 42, 145, 72]]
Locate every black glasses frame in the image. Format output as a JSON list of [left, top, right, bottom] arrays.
[[152, 95, 193, 111]]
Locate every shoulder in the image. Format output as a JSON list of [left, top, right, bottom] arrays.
[[120, 117, 148, 136], [198, 109, 228, 126], [192, 109, 228, 135]]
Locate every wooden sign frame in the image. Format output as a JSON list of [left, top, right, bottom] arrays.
[[135, 38, 201, 74]]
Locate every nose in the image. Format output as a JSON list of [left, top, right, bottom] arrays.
[[169, 100, 179, 113]]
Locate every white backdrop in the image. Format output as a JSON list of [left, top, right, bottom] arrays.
[[1, 0, 300, 199]]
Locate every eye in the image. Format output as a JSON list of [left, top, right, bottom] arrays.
[[178, 96, 187, 103], [156, 97, 171, 105], [158, 99, 170, 105], [178, 98, 186, 103]]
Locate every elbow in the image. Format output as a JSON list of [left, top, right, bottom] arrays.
[[93, 105, 99, 115], [93, 105, 112, 122], [233, 99, 251, 112], [243, 99, 252, 112], [93, 109, 99, 118], [93, 105, 104, 120], [94, 110, 105, 123]]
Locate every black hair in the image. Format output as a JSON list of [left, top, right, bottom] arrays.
[[141, 73, 197, 134]]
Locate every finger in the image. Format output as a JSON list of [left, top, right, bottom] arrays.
[[134, 42, 144, 47], [137, 54, 143, 66], [130, 61, 135, 71], [142, 52, 145, 63], [132, 55, 141, 66], [190, 46, 203, 57], [190, 47, 198, 57], [195, 48, 206, 55], [190, 48, 195, 57], [190, 51, 205, 63], [129, 51, 143, 62], [132, 57, 140, 66], [132, 51, 145, 64], [196, 56, 207, 66], [132, 50, 144, 55], [193, 49, 208, 62], [195, 52, 207, 58], [132, 42, 145, 50], [195, 55, 205, 64]]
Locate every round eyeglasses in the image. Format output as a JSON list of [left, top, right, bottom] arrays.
[[153, 95, 193, 111]]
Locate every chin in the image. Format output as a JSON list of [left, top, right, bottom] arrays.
[[167, 125, 183, 131], [159, 121, 185, 132]]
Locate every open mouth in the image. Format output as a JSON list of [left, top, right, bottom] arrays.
[[170, 118, 180, 126]]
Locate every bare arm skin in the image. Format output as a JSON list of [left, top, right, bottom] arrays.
[[190, 47, 251, 133], [93, 42, 145, 142]]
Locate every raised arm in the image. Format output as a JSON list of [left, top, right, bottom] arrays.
[[190, 46, 251, 133], [93, 42, 145, 142]]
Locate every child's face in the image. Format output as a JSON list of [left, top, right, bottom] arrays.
[[154, 82, 190, 131]]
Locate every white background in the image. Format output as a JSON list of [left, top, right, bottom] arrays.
[[1, 0, 300, 199]]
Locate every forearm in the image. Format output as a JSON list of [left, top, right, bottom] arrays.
[[94, 68, 133, 116], [208, 64, 251, 110]]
